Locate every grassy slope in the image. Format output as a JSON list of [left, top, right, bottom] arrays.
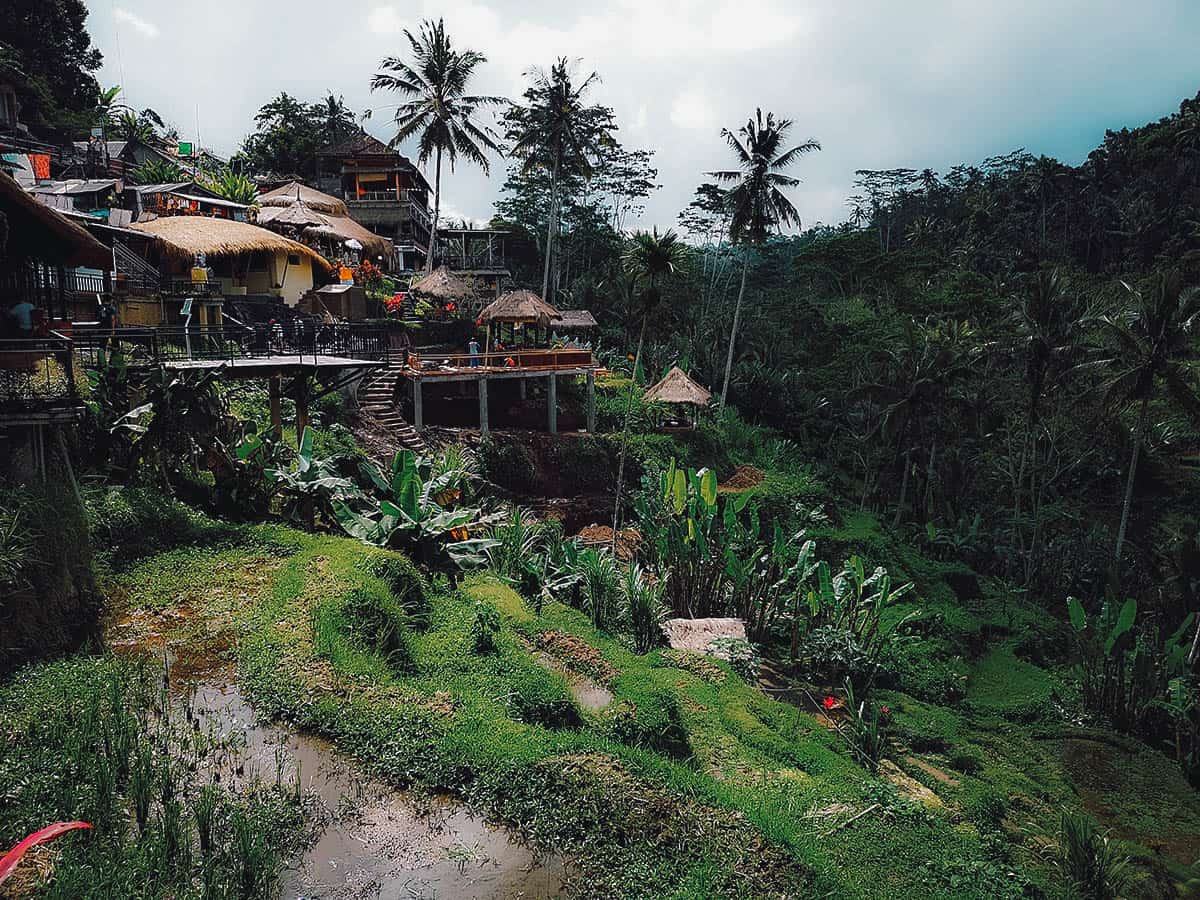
[[96, 509, 1200, 899]]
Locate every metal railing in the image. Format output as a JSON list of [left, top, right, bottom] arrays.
[[71, 322, 401, 369], [0, 331, 79, 410], [405, 348, 595, 375]]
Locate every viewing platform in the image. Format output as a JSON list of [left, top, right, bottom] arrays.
[[397, 349, 599, 435]]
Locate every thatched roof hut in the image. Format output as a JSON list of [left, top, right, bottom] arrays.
[[257, 182, 348, 216], [0, 173, 109, 268], [301, 216, 392, 260], [410, 266, 475, 300], [550, 309, 598, 330], [256, 201, 327, 229], [129, 216, 331, 271], [479, 289, 560, 325], [643, 366, 712, 407], [255, 182, 392, 259]]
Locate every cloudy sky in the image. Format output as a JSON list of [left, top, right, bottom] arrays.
[[87, 0, 1199, 230]]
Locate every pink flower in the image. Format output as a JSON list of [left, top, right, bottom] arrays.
[[822, 696, 837, 711]]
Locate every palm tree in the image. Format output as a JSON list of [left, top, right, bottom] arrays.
[[711, 109, 819, 409], [1010, 269, 1089, 581], [511, 58, 607, 303], [611, 229, 688, 544], [371, 19, 505, 273], [1089, 271, 1200, 562], [853, 319, 975, 528]]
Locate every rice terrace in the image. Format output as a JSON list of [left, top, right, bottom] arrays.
[[3, 1, 1200, 897]]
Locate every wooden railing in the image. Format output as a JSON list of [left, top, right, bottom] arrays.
[[405, 348, 595, 374], [0, 332, 78, 410], [71, 322, 398, 369]]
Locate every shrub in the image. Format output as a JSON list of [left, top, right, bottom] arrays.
[[358, 551, 426, 612], [471, 600, 501, 654], [504, 670, 581, 728], [964, 788, 1007, 826], [798, 625, 881, 691], [622, 564, 666, 653], [342, 585, 414, 670], [841, 680, 886, 773], [603, 685, 689, 757], [1054, 809, 1135, 900], [708, 637, 760, 682], [478, 438, 538, 494]]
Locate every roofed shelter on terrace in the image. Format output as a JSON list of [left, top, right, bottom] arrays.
[[398, 288, 599, 436], [642, 366, 712, 429], [257, 182, 393, 266], [0, 171, 109, 454], [129, 216, 332, 308]]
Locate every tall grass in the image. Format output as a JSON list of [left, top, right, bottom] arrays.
[[622, 563, 666, 653], [0, 655, 305, 898], [1056, 809, 1135, 899]]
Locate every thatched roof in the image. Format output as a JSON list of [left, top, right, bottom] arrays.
[[410, 266, 474, 300], [302, 216, 392, 260], [257, 182, 348, 216], [643, 366, 712, 407], [256, 202, 327, 228], [479, 289, 561, 325], [129, 216, 331, 271], [551, 309, 598, 330], [0, 173, 109, 268]]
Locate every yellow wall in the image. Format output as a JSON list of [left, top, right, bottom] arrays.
[[271, 251, 316, 307]]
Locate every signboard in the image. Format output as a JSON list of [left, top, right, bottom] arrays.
[[178, 141, 194, 157], [180, 298, 193, 317], [90, 126, 104, 139]]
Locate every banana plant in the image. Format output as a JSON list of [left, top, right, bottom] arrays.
[[268, 427, 364, 526], [334, 449, 496, 571]]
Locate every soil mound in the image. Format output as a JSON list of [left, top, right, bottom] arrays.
[[577, 524, 641, 560], [719, 465, 765, 492]]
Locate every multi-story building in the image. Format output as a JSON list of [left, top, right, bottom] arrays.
[[315, 131, 432, 271]]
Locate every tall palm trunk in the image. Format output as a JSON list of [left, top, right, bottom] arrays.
[[1114, 394, 1151, 563], [541, 151, 560, 301], [611, 308, 648, 552], [424, 145, 443, 274], [892, 439, 913, 530], [422, 145, 441, 274], [719, 247, 750, 410]]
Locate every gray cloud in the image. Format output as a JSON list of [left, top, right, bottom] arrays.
[[88, 0, 1200, 230]]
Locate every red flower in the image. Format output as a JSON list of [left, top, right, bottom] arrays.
[[881, 706, 890, 715], [822, 696, 837, 711]]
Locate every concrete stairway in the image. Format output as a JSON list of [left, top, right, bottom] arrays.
[[358, 366, 427, 454]]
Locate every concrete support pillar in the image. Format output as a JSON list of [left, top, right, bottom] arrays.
[[268, 375, 283, 437], [586, 370, 596, 433], [479, 376, 489, 435], [519, 378, 526, 400], [547, 373, 557, 434], [412, 378, 423, 430]]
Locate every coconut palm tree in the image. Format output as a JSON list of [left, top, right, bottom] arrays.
[[510, 58, 608, 303], [1010, 269, 1090, 581], [853, 318, 975, 528], [1088, 271, 1200, 563], [371, 19, 505, 273], [711, 109, 819, 409], [611, 229, 688, 544]]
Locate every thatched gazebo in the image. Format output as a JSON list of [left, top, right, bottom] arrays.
[[478, 289, 562, 350], [643, 366, 712, 428], [479, 290, 560, 325], [410, 266, 475, 301], [258, 182, 348, 216], [256, 182, 392, 261], [256, 201, 327, 229]]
